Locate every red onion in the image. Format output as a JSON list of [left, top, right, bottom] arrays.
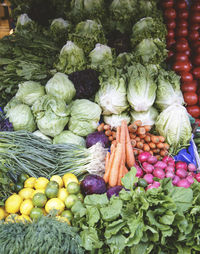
[[138, 152, 151, 163], [143, 174, 154, 184], [146, 184, 156, 190], [142, 162, 154, 173], [177, 179, 191, 188], [172, 175, 180, 185], [153, 168, 165, 179], [168, 160, 175, 167], [147, 156, 158, 165], [135, 164, 144, 178], [152, 181, 161, 188], [166, 171, 175, 179], [186, 175, 194, 185], [188, 172, 196, 177], [176, 161, 188, 171], [195, 173, 200, 182], [188, 163, 197, 172], [165, 165, 175, 172], [154, 161, 167, 170], [176, 168, 188, 178], [162, 156, 174, 163]]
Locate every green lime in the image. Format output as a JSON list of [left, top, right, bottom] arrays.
[[30, 207, 43, 220], [32, 193, 47, 208], [18, 173, 29, 184], [65, 194, 78, 209], [138, 178, 148, 188], [77, 193, 84, 202], [135, 187, 145, 194], [15, 182, 24, 192], [47, 180, 59, 189], [45, 186, 59, 199], [67, 182, 80, 195], [61, 210, 73, 221]]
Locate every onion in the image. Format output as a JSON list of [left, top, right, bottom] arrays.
[[188, 163, 197, 172], [135, 164, 144, 178], [172, 175, 180, 185], [188, 172, 196, 177], [146, 184, 156, 190], [138, 152, 151, 163], [168, 160, 175, 167], [176, 161, 188, 171], [177, 179, 191, 188], [162, 156, 174, 163], [143, 174, 154, 184], [176, 168, 188, 178], [152, 181, 160, 188], [154, 161, 167, 170], [147, 156, 157, 165], [186, 175, 194, 185], [153, 168, 165, 179], [166, 171, 174, 179], [142, 162, 154, 173], [195, 173, 200, 182], [165, 165, 175, 172]]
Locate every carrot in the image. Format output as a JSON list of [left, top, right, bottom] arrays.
[[149, 151, 153, 155], [116, 126, 121, 143], [143, 143, 150, 152], [156, 155, 162, 160], [150, 135, 160, 143], [105, 130, 112, 136], [139, 134, 146, 139], [140, 139, 145, 144], [136, 141, 144, 149], [117, 159, 124, 185], [129, 133, 136, 139], [124, 166, 129, 174], [158, 136, 165, 142], [104, 124, 111, 130], [124, 121, 135, 168], [163, 143, 170, 150], [135, 137, 140, 142], [111, 140, 117, 147], [97, 123, 104, 132], [109, 136, 114, 141], [109, 143, 123, 187], [133, 120, 142, 127], [152, 148, 160, 154], [156, 142, 164, 149], [103, 147, 116, 183], [128, 123, 138, 133], [104, 152, 110, 174], [120, 120, 126, 163], [110, 143, 116, 153], [133, 149, 139, 156], [143, 125, 152, 132], [136, 126, 146, 135], [149, 142, 156, 149], [112, 131, 116, 139], [160, 149, 168, 157], [144, 135, 151, 143], [130, 139, 136, 147]]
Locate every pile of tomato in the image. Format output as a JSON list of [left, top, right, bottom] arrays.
[[161, 0, 200, 125]]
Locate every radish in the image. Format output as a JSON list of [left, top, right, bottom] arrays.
[[162, 156, 174, 164], [165, 165, 175, 172], [176, 168, 188, 178], [176, 161, 188, 171], [138, 152, 151, 163], [146, 184, 156, 190], [143, 174, 154, 184], [168, 160, 175, 167], [177, 179, 191, 188], [154, 161, 167, 170], [142, 162, 154, 173], [186, 175, 194, 185], [188, 172, 196, 177], [195, 173, 200, 182], [147, 156, 158, 165], [188, 163, 197, 172], [153, 181, 161, 188], [135, 164, 144, 178], [166, 171, 175, 179], [153, 168, 165, 179], [172, 175, 180, 185]]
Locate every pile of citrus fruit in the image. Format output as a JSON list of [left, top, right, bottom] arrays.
[[0, 172, 83, 224]]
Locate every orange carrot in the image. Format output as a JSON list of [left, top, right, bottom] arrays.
[[136, 141, 144, 149], [97, 123, 104, 132], [124, 121, 135, 168], [133, 120, 142, 127], [104, 124, 111, 130], [129, 133, 136, 139], [135, 137, 140, 142], [117, 159, 124, 185], [140, 139, 145, 144], [124, 166, 129, 174], [104, 152, 110, 174], [133, 149, 139, 156], [128, 124, 138, 133], [156, 155, 162, 160], [130, 139, 137, 147], [158, 136, 165, 142], [110, 143, 116, 153], [150, 135, 160, 143], [109, 143, 123, 187], [112, 131, 116, 139], [143, 143, 150, 152], [120, 120, 126, 163], [163, 143, 170, 150], [160, 149, 168, 157], [149, 151, 154, 155], [116, 126, 121, 143], [111, 140, 117, 147], [109, 136, 114, 141], [136, 126, 146, 135], [144, 135, 151, 143], [149, 142, 156, 149], [152, 148, 160, 154], [103, 147, 116, 183], [156, 142, 164, 149], [105, 130, 112, 136], [143, 125, 152, 132], [139, 134, 146, 139]]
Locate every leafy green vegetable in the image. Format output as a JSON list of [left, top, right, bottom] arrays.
[[103, 112, 131, 129], [130, 106, 159, 126], [50, 18, 71, 46], [53, 130, 86, 147]]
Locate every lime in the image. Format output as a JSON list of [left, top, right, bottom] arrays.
[[138, 178, 148, 188], [76, 193, 84, 202], [65, 194, 78, 209], [67, 182, 80, 195], [31, 189, 45, 198], [32, 193, 47, 208], [24, 177, 36, 188], [45, 198, 65, 215], [58, 188, 69, 202], [45, 186, 59, 199], [30, 207, 44, 220], [61, 210, 73, 221], [18, 173, 29, 184], [34, 177, 49, 190], [15, 182, 24, 192], [50, 175, 63, 188], [5, 194, 23, 214], [62, 173, 79, 188], [47, 180, 59, 189], [18, 188, 34, 200], [20, 199, 34, 215]]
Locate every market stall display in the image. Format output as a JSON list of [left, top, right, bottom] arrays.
[[1, 0, 200, 253]]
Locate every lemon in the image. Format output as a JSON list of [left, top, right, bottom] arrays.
[[34, 177, 49, 190], [67, 182, 80, 194], [56, 216, 71, 225], [17, 214, 32, 223], [32, 193, 47, 208], [30, 207, 44, 220], [45, 198, 65, 215], [62, 173, 78, 188], [58, 188, 69, 202], [5, 194, 23, 214], [0, 207, 6, 220], [61, 210, 73, 221], [20, 199, 34, 215], [65, 194, 78, 209], [18, 188, 34, 200], [50, 175, 63, 188], [31, 189, 45, 198], [5, 214, 20, 223], [24, 177, 37, 188]]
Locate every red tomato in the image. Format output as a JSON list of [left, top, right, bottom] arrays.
[[176, 19, 188, 28], [179, 72, 194, 82], [192, 67, 200, 79], [167, 29, 175, 39], [177, 10, 189, 20], [172, 61, 191, 72], [175, 39, 189, 52], [195, 45, 200, 54], [167, 50, 174, 60], [174, 53, 189, 62], [195, 173, 200, 182], [195, 119, 200, 126], [166, 38, 176, 49], [184, 92, 198, 105], [191, 40, 200, 49], [175, 0, 187, 10], [175, 27, 188, 37], [187, 105, 200, 118], [188, 30, 199, 41], [161, 0, 174, 9], [190, 11, 200, 23], [166, 20, 176, 29], [164, 8, 176, 20], [181, 81, 197, 92], [191, 2, 200, 12], [185, 48, 191, 56], [192, 53, 200, 66], [189, 23, 200, 30]]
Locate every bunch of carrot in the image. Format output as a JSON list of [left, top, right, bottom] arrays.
[[103, 120, 135, 187], [98, 120, 170, 160]]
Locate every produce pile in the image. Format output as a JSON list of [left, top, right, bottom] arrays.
[[1, 0, 200, 253]]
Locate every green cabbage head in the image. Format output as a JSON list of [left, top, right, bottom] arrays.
[[130, 106, 159, 126], [103, 112, 131, 129], [53, 130, 86, 146]]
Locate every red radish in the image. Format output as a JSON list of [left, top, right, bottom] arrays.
[[162, 156, 174, 163], [177, 179, 190, 188], [188, 163, 197, 172], [138, 152, 151, 163], [142, 162, 154, 173], [146, 184, 156, 190], [166, 171, 175, 179], [154, 161, 167, 170], [176, 161, 188, 170], [135, 164, 144, 178], [186, 175, 194, 185], [172, 175, 180, 185], [153, 168, 165, 179], [165, 165, 175, 172], [168, 160, 175, 167], [152, 181, 161, 188], [147, 156, 157, 165], [195, 173, 200, 182], [188, 172, 196, 177], [176, 168, 188, 178], [143, 174, 154, 184]]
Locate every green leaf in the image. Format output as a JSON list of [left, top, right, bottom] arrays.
[[80, 227, 103, 251], [176, 244, 192, 254], [84, 193, 109, 207], [144, 225, 159, 242], [159, 210, 175, 225], [126, 218, 144, 246], [129, 242, 154, 254], [100, 198, 123, 222], [147, 210, 171, 231], [121, 167, 138, 190], [86, 207, 100, 227], [105, 219, 126, 239], [71, 200, 86, 218], [106, 234, 127, 254]]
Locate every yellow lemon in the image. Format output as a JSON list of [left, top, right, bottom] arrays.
[[34, 177, 49, 190], [0, 207, 6, 220], [62, 173, 78, 188], [31, 189, 45, 199], [20, 199, 34, 215], [24, 177, 36, 188], [18, 188, 34, 200], [45, 198, 65, 215], [5, 214, 20, 223], [50, 175, 63, 188], [5, 194, 23, 214], [57, 188, 69, 202], [17, 214, 32, 223], [56, 216, 71, 225]]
